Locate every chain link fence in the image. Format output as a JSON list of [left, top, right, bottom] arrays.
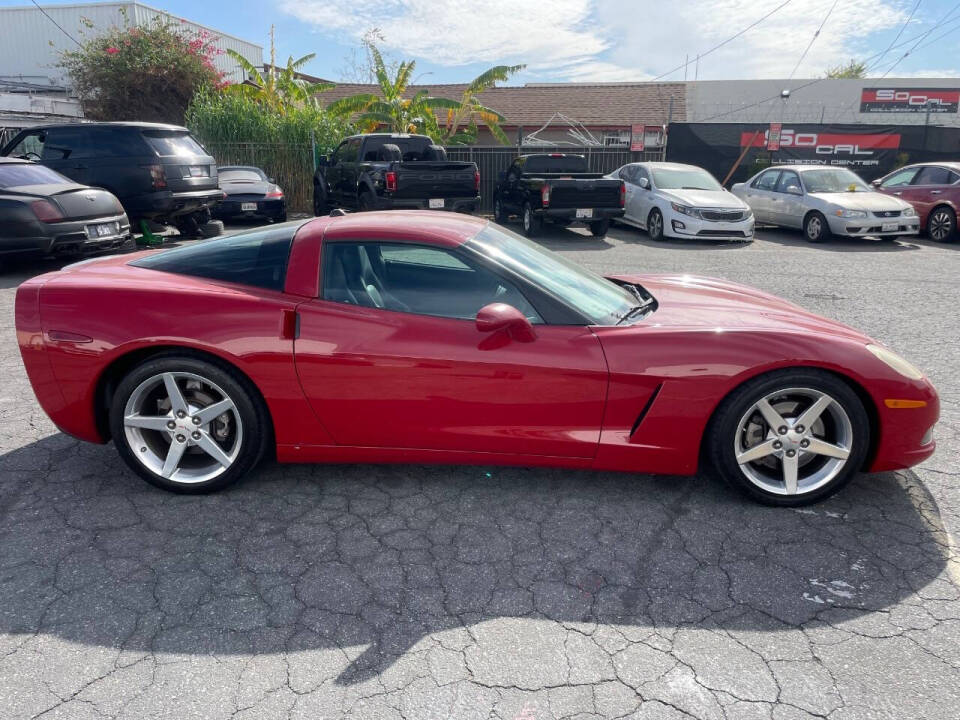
[[201, 142, 667, 215]]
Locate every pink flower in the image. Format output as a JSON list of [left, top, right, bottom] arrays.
[[105, 47, 119, 55]]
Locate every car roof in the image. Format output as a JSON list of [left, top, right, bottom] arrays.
[[319, 210, 489, 248], [634, 162, 705, 171], [13, 121, 188, 132], [900, 161, 960, 170], [219, 166, 264, 172]]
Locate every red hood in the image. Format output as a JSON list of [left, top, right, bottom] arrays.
[[612, 273, 873, 343]]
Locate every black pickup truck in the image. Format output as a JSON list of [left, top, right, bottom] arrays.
[[313, 133, 480, 214], [493, 154, 625, 237]]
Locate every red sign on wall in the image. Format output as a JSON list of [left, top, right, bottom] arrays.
[[766, 122, 782, 151], [630, 124, 645, 151], [860, 88, 960, 113]]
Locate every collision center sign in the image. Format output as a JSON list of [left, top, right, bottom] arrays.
[[739, 128, 902, 169], [860, 88, 960, 114]]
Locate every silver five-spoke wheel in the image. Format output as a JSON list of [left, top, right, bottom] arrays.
[[734, 388, 852, 496], [123, 371, 243, 484]]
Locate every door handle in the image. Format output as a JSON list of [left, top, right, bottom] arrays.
[[280, 309, 299, 340], [931, 190, 942, 194], [894, 191, 902, 195]]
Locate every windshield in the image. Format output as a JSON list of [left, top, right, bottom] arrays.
[[652, 167, 722, 191], [802, 168, 871, 193], [523, 155, 589, 174], [220, 169, 265, 183], [469, 224, 638, 325], [0, 163, 69, 188]]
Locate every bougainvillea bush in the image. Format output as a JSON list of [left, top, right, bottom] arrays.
[[59, 15, 226, 124]]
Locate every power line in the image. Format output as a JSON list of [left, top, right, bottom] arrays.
[[788, 0, 840, 81], [867, 0, 921, 72], [879, 1, 960, 78], [30, 0, 82, 48], [652, 0, 793, 82]]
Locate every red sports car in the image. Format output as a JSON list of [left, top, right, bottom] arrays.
[[15, 212, 938, 505], [873, 162, 960, 242]]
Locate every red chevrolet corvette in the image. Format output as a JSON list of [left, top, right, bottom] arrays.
[[15, 211, 938, 505]]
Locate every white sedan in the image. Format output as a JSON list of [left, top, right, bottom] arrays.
[[606, 162, 754, 241], [731, 165, 920, 243]]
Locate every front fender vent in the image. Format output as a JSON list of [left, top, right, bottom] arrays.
[[629, 382, 663, 438]]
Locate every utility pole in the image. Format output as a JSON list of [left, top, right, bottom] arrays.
[[684, 55, 689, 81], [269, 24, 276, 85], [694, 54, 700, 80]]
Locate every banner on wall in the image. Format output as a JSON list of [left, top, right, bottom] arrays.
[[766, 122, 782, 151], [738, 127, 902, 170], [860, 88, 960, 114], [630, 124, 645, 151]]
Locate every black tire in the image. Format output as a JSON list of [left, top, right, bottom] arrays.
[[589, 219, 611, 237], [493, 197, 507, 224], [647, 208, 665, 241], [378, 144, 402, 161], [198, 220, 223, 238], [926, 205, 956, 242], [277, 213, 288, 223], [175, 214, 200, 239], [109, 354, 269, 494], [313, 184, 328, 216], [423, 144, 447, 161], [705, 368, 870, 507], [804, 211, 831, 243], [359, 191, 376, 211], [522, 202, 542, 237]]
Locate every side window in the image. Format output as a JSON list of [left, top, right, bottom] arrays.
[[880, 167, 919, 188], [6, 131, 45, 159], [41, 128, 92, 160], [775, 170, 801, 194], [322, 242, 542, 323], [635, 166, 650, 186], [619, 165, 636, 183], [753, 171, 780, 191], [913, 166, 953, 185], [86, 128, 148, 157], [131, 222, 302, 291], [341, 138, 361, 163], [331, 141, 348, 165]]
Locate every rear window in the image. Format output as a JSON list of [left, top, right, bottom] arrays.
[[130, 222, 306, 291], [523, 155, 589, 174], [142, 131, 207, 157], [220, 169, 265, 182], [0, 163, 69, 188], [361, 136, 431, 161]]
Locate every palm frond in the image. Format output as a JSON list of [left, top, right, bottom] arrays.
[[466, 64, 524, 94], [395, 60, 416, 93], [326, 93, 379, 115], [487, 121, 510, 145], [420, 97, 462, 111], [226, 48, 264, 86]]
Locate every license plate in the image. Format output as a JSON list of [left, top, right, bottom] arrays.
[[241, 202, 258, 212], [576, 208, 593, 218], [86, 222, 117, 239], [429, 198, 444, 209], [188, 166, 209, 177], [881, 222, 898, 232]]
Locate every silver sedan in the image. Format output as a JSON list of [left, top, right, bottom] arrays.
[[732, 165, 920, 242]]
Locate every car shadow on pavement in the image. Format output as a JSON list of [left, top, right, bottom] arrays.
[[0, 434, 953, 686], [758, 229, 923, 252]]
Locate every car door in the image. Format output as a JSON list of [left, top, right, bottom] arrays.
[[631, 165, 654, 227], [907, 165, 957, 223], [339, 137, 363, 206], [743, 170, 781, 224], [325, 140, 347, 205], [40, 127, 93, 185], [618, 165, 638, 221], [771, 169, 804, 228], [502, 160, 522, 212], [294, 239, 609, 458], [3, 129, 47, 162]]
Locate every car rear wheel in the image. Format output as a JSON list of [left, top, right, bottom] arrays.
[[647, 208, 665, 241], [927, 206, 955, 242], [804, 212, 831, 243], [706, 369, 869, 506], [359, 191, 376, 212], [313, 185, 328, 216], [494, 198, 507, 224], [589, 219, 611, 237], [198, 220, 223, 238], [522, 202, 542, 237], [110, 355, 268, 493]]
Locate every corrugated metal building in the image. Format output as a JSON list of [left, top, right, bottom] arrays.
[[0, 2, 262, 89]]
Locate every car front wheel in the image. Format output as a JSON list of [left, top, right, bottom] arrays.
[[927, 206, 956, 242], [110, 354, 268, 493], [706, 369, 869, 506], [647, 208, 665, 241], [804, 212, 831, 243], [522, 202, 542, 237], [494, 198, 507, 224]]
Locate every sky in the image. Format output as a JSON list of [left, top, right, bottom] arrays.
[[5, 0, 960, 84]]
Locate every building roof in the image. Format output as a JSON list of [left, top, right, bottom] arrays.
[[318, 82, 687, 128]]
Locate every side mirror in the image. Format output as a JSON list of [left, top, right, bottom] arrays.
[[317, 155, 329, 167], [476, 303, 536, 343], [786, 185, 803, 195], [269, 177, 276, 183], [871, 178, 882, 187], [638, 177, 650, 189]]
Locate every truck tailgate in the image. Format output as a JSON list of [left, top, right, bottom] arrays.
[[546, 179, 622, 209], [393, 162, 478, 199]]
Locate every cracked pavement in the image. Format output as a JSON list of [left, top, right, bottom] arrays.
[[1, 225, 958, 719]]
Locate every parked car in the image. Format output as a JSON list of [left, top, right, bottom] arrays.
[[16, 211, 938, 506], [313, 133, 480, 214], [212, 166, 287, 223], [0, 157, 131, 262], [493, 154, 625, 237], [872, 162, 960, 242], [732, 165, 920, 243], [1, 122, 223, 238], [607, 162, 754, 241]]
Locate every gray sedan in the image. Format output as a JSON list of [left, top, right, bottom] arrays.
[[0, 157, 131, 261], [732, 165, 920, 242]]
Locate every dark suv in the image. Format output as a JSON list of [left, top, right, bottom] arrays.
[[1, 122, 223, 235]]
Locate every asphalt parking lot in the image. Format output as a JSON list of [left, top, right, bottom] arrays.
[[1, 220, 958, 720]]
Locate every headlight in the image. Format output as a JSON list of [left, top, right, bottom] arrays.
[[671, 202, 698, 217], [743, 208, 754, 220], [835, 209, 868, 218], [902, 206, 917, 217], [866, 344, 924, 380]]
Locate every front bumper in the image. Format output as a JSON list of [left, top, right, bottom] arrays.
[[827, 215, 920, 237], [1, 213, 132, 257], [374, 195, 481, 212], [667, 211, 755, 240], [124, 189, 225, 221], [868, 376, 939, 472]]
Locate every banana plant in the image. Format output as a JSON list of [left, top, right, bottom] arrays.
[[224, 49, 333, 110], [438, 64, 524, 145]]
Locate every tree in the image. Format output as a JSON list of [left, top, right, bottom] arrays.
[[437, 64, 524, 145], [59, 14, 225, 124], [327, 44, 459, 135], [223, 50, 334, 110], [826, 60, 868, 79]]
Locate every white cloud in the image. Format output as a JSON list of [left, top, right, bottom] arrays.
[[280, 0, 914, 82]]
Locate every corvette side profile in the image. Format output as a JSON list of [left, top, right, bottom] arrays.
[[16, 212, 938, 505]]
